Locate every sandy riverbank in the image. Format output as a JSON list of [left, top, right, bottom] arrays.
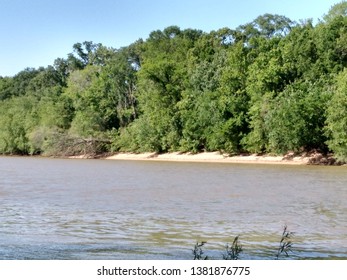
[[104, 151, 318, 165]]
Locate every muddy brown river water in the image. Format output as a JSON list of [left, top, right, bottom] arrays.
[[0, 157, 346, 259]]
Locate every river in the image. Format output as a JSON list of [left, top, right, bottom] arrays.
[[0, 156, 346, 259]]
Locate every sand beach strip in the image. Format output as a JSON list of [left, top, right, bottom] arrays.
[[105, 151, 314, 165]]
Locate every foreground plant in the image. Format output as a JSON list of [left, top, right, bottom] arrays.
[[193, 241, 208, 260], [192, 225, 294, 260], [222, 235, 243, 260], [276, 225, 294, 259]]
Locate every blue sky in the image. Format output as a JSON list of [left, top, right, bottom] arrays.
[[0, 0, 341, 77]]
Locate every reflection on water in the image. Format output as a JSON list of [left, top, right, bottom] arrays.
[[0, 157, 347, 259]]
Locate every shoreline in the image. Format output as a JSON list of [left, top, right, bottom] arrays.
[[102, 151, 336, 165], [1, 151, 340, 166]]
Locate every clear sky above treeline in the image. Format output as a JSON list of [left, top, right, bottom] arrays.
[[0, 0, 340, 77]]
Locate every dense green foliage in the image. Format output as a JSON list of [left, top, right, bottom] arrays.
[[2, 3, 347, 160]]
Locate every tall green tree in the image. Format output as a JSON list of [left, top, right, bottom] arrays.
[[323, 1, 347, 23], [266, 81, 330, 153], [118, 26, 202, 152], [325, 69, 347, 161], [0, 96, 38, 154]]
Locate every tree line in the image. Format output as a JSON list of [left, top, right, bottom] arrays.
[[2, 2, 347, 161]]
